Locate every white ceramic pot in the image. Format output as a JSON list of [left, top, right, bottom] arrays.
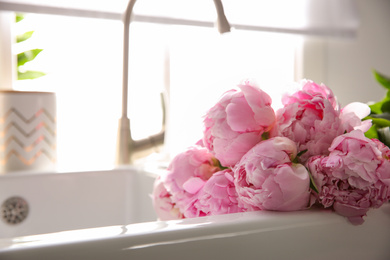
[[0, 90, 56, 173]]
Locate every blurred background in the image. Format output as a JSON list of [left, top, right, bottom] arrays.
[[0, 0, 389, 170]]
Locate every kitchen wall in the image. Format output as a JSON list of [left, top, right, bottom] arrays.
[[301, 0, 390, 107]]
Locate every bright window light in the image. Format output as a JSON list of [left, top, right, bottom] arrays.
[[166, 26, 300, 156], [13, 13, 300, 170]]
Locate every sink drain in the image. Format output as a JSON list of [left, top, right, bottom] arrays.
[[1, 196, 29, 225]]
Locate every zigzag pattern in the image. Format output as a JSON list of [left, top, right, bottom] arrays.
[[0, 107, 56, 167], [0, 149, 56, 166], [0, 121, 56, 138], [0, 108, 56, 124], [0, 135, 56, 153]]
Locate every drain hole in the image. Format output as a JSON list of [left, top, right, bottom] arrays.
[[1, 196, 29, 225]]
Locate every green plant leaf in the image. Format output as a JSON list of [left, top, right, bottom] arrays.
[[368, 91, 390, 114], [369, 101, 384, 114], [377, 127, 390, 147], [370, 112, 390, 121], [18, 70, 46, 80], [366, 117, 390, 128], [16, 13, 24, 23], [17, 49, 43, 67], [292, 149, 307, 164], [364, 125, 379, 139], [381, 100, 390, 113], [308, 171, 319, 194], [373, 70, 390, 90], [17, 31, 34, 43], [211, 157, 229, 170]]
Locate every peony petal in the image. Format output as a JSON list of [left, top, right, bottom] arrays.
[[333, 201, 369, 225], [234, 137, 311, 211], [341, 102, 371, 119], [185, 170, 245, 217], [183, 177, 206, 194], [213, 132, 262, 167], [226, 97, 258, 132]]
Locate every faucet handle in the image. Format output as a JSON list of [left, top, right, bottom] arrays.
[[116, 92, 166, 165]]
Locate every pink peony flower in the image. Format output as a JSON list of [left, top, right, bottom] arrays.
[[234, 137, 311, 211], [373, 138, 390, 159], [306, 130, 390, 225], [340, 102, 372, 133], [152, 175, 184, 220], [275, 80, 346, 163], [184, 169, 246, 218], [203, 80, 276, 167], [282, 79, 339, 110], [374, 139, 390, 187], [162, 146, 222, 214]]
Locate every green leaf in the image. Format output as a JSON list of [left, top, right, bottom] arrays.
[[16, 13, 24, 23], [366, 117, 390, 128], [381, 100, 390, 113], [211, 157, 229, 170], [17, 31, 34, 43], [373, 70, 390, 90], [377, 127, 390, 147], [297, 149, 308, 157], [368, 91, 390, 114], [18, 70, 45, 80], [364, 125, 379, 139], [17, 49, 43, 67], [369, 112, 390, 121], [291, 149, 307, 163], [369, 101, 384, 114], [308, 171, 319, 194]]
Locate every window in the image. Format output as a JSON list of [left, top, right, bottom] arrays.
[[166, 26, 299, 156], [13, 14, 124, 170], [1, 0, 360, 171], [10, 13, 299, 170]]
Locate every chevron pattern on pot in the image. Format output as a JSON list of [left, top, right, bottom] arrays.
[[0, 107, 56, 171]]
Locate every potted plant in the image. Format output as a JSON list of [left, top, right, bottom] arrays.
[[364, 70, 390, 147], [0, 14, 56, 174]]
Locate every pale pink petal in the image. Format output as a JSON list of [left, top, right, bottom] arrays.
[[183, 177, 206, 194], [234, 137, 311, 211], [203, 80, 276, 166]]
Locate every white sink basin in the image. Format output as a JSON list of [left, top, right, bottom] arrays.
[[0, 168, 389, 260], [0, 167, 158, 239]]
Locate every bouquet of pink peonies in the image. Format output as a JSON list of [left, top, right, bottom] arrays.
[[152, 79, 390, 225]]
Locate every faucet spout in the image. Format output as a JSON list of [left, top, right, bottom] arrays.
[[213, 0, 231, 34], [116, 0, 231, 165]]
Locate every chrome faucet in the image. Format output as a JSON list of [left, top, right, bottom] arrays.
[[116, 0, 231, 165]]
